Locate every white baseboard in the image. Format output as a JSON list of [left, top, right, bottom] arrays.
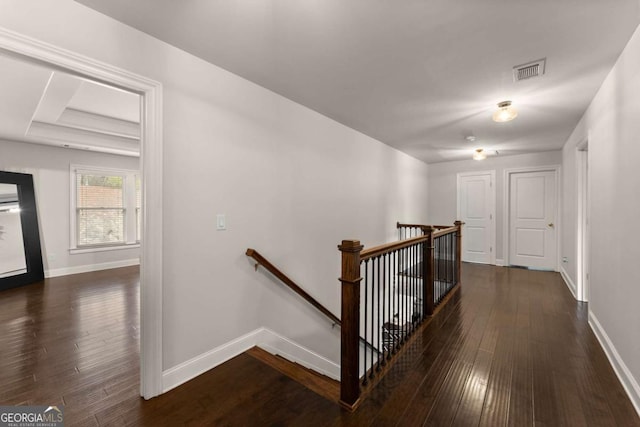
[[162, 327, 340, 394], [162, 328, 263, 393], [589, 311, 640, 417], [559, 266, 578, 300], [258, 328, 340, 380], [45, 258, 140, 278], [495, 258, 505, 266]]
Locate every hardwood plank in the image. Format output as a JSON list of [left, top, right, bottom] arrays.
[[451, 349, 494, 427], [478, 327, 514, 427]]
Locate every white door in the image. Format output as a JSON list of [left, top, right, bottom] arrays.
[[509, 170, 557, 270], [457, 172, 495, 264]]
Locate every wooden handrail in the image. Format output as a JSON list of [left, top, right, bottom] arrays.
[[360, 235, 428, 261], [432, 226, 458, 238], [246, 248, 341, 325], [396, 222, 427, 229], [363, 223, 460, 261], [397, 222, 451, 230]]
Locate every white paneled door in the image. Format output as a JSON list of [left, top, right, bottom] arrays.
[[508, 170, 557, 270], [457, 172, 495, 264]]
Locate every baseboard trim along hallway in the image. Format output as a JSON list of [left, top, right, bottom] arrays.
[[589, 312, 640, 417], [162, 327, 339, 393], [559, 265, 578, 300]]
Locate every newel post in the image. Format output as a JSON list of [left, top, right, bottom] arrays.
[[454, 220, 463, 285], [338, 239, 364, 408], [424, 227, 435, 316]]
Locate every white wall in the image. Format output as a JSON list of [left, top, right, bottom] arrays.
[[0, 139, 140, 276], [0, 1, 429, 380], [428, 151, 562, 262], [562, 24, 640, 412]]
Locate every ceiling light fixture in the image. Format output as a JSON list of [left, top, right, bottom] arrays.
[[492, 100, 518, 123], [473, 148, 487, 161]]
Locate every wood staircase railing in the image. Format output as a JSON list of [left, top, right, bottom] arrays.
[[246, 220, 463, 412], [339, 221, 463, 410]]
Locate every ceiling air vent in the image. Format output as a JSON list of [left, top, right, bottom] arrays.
[[513, 58, 546, 82]]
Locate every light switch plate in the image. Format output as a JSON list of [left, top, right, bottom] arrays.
[[216, 214, 226, 230]]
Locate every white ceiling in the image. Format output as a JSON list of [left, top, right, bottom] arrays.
[[0, 54, 140, 156], [74, 0, 640, 163]]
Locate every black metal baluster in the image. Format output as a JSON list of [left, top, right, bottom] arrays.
[[435, 237, 440, 305], [454, 231, 458, 285], [394, 250, 399, 352], [409, 243, 412, 335], [443, 234, 447, 295], [449, 233, 453, 291], [413, 242, 417, 331], [362, 259, 368, 386], [398, 248, 407, 342], [381, 254, 386, 366], [400, 246, 405, 344], [405, 244, 409, 339], [381, 254, 391, 366], [447, 233, 451, 293], [408, 243, 412, 333], [443, 234, 447, 293], [376, 256, 382, 372], [412, 243, 416, 333], [438, 237, 447, 304], [410, 243, 414, 332], [416, 242, 420, 322], [370, 257, 375, 379], [420, 241, 424, 321], [387, 252, 395, 360], [441, 236, 444, 302]]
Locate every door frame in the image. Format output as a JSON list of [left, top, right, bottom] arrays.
[[576, 140, 589, 301], [456, 170, 496, 265], [503, 165, 561, 271], [0, 27, 164, 398]]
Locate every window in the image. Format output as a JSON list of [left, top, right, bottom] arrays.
[[71, 165, 140, 251]]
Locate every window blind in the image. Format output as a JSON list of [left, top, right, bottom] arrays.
[[76, 173, 125, 246]]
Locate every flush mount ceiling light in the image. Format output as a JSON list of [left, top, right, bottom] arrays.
[[492, 100, 518, 123], [473, 148, 487, 161]]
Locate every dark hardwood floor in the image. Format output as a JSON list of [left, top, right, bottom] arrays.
[[0, 266, 140, 426], [1, 263, 638, 426]]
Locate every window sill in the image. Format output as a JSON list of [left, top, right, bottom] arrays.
[[70, 243, 140, 254]]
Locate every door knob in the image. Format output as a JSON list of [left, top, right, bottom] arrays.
[[548, 223, 554, 227]]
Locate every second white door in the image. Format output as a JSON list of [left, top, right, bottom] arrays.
[[457, 172, 495, 264], [508, 170, 557, 270]]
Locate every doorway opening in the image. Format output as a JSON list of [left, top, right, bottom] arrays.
[[0, 28, 163, 398]]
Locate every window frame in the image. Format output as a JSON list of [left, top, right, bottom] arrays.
[[70, 164, 140, 253]]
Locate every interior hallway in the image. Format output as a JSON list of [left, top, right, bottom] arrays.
[[0, 264, 638, 426]]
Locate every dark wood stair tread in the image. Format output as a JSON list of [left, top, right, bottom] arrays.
[[246, 346, 340, 404]]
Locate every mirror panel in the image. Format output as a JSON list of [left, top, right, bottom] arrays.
[[0, 183, 27, 278], [0, 172, 44, 291]]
